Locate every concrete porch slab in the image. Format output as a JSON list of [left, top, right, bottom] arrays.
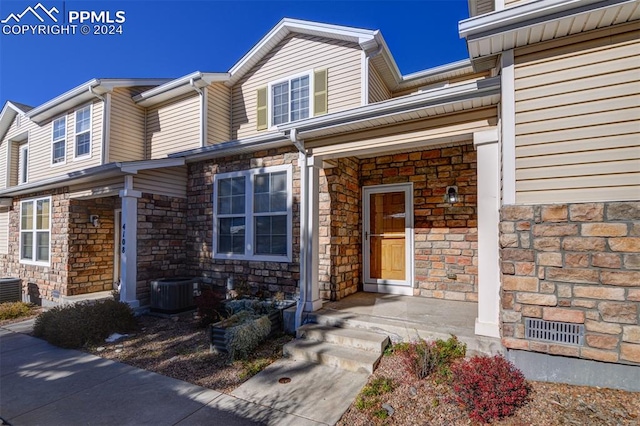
[[300, 292, 503, 356]]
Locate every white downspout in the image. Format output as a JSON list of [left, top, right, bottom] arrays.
[[190, 78, 206, 147], [291, 128, 308, 330]]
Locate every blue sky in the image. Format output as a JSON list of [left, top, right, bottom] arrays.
[[0, 0, 470, 109]]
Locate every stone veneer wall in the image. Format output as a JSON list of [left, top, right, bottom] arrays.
[[6, 190, 70, 304], [186, 148, 300, 298], [500, 202, 640, 365], [320, 157, 361, 300], [67, 197, 116, 295], [136, 193, 188, 306], [359, 143, 478, 302]]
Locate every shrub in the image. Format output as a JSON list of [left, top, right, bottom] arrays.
[[33, 299, 136, 349], [450, 355, 530, 423], [355, 377, 395, 411], [226, 314, 271, 360], [394, 335, 466, 380], [0, 301, 33, 320], [194, 288, 225, 327]]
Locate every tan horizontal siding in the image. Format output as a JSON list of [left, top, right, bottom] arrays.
[[0, 208, 8, 254], [207, 84, 231, 144], [476, 0, 494, 15], [68, 176, 124, 199], [0, 141, 6, 189], [514, 26, 640, 204], [505, 0, 535, 8], [232, 34, 362, 140], [133, 167, 187, 199], [28, 100, 103, 183], [369, 65, 391, 103], [146, 93, 200, 159], [109, 88, 146, 162], [8, 140, 19, 187]]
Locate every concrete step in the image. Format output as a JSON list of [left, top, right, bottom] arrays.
[[283, 339, 382, 374], [297, 323, 389, 353]]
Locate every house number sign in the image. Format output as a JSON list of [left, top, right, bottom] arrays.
[[122, 223, 126, 254]]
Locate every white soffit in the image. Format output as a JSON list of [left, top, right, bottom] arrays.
[[460, 0, 640, 58]]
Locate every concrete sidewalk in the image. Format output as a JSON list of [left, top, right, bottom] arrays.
[[0, 322, 332, 426]]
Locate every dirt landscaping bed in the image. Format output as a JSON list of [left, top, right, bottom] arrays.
[[85, 312, 292, 394]]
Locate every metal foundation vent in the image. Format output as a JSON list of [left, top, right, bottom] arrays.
[[525, 318, 584, 345]]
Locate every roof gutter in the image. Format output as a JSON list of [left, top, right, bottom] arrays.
[[27, 79, 101, 121], [168, 132, 290, 162]]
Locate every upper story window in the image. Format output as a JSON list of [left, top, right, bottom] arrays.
[[272, 74, 310, 126], [74, 105, 91, 158], [18, 144, 28, 184], [20, 197, 51, 265], [256, 69, 327, 131], [52, 117, 66, 165], [213, 165, 292, 262]]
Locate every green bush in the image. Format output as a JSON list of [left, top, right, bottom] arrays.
[[226, 314, 271, 360], [33, 299, 136, 349], [0, 301, 33, 320], [355, 377, 395, 411], [394, 335, 466, 380]]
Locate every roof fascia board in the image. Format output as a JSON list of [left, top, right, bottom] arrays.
[[119, 158, 186, 173], [134, 72, 230, 106], [0, 163, 121, 197], [279, 76, 500, 134], [397, 59, 474, 89], [459, 0, 630, 39]]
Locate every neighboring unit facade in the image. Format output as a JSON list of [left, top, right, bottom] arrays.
[[0, 0, 638, 380]]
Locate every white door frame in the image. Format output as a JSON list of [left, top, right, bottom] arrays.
[[362, 183, 414, 295]]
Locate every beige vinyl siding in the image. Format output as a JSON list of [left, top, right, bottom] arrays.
[[133, 167, 187, 199], [514, 26, 640, 204], [26, 99, 103, 182], [109, 88, 146, 162], [391, 72, 490, 98], [309, 107, 497, 156], [8, 140, 19, 187], [0, 208, 8, 254], [207, 84, 231, 144], [505, 0, 535, 8], [0, 140, 6, 189], [146, 93, 200, 159], [475, 0, 495, 15], [369, 65, 392, 103], [68, 176, 124, 199], [232, 33, 362, 140]]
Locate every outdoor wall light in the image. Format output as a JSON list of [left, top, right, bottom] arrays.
[[90, 215, 100, 227], [444, 186, 458, 203]]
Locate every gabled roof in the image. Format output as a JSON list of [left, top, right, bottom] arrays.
[[0, 101, 32, 142], [226, 18, 403, 89]]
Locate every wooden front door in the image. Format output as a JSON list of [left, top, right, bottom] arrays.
[[363, 184, 413, 294]]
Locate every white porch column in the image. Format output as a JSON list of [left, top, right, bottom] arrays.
[[304, 155, 322, 311], [119, 176, 141, 308], [474, 129, 501, 338]]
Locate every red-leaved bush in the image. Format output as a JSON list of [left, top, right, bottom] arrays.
[[450, 355, 530, 423]]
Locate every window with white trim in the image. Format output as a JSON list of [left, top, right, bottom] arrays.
[[74, 105, 91, 158], [52, 116, 66, 164], [213, 165, 292, 261], [271, 73, 310, 126], [18, 144, 28, 184], [20, 197, 51, 264]]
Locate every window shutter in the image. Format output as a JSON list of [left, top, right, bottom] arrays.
[[256, 87, 268, 130], [313, 69, 328, 116]]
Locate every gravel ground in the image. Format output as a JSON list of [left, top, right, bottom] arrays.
[[338, 352, 640, 426]]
